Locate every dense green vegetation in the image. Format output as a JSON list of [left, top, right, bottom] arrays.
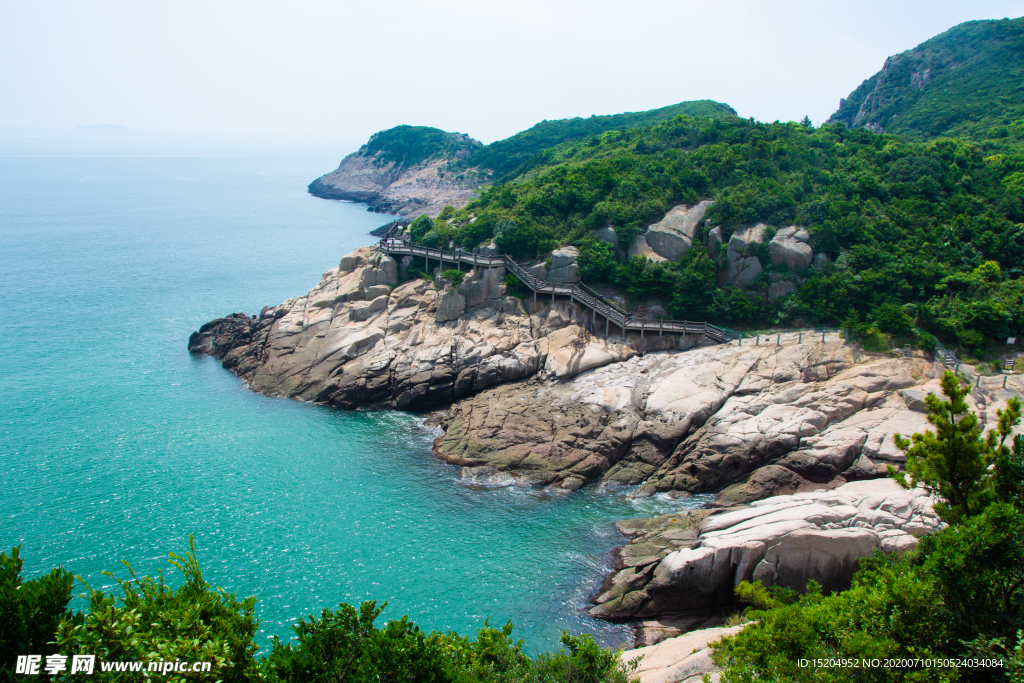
[[468, 100, 736, 178], [829, 18, 1024, 154], [1, 541, 637, 682], [360, 125, 482, 168], [711, 371, 1024, 682], [420, 113, 1024, 352]]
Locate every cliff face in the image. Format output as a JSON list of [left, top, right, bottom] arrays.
[[308, 127, 488, 217]]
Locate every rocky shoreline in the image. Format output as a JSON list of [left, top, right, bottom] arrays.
[[189, 244, 1022, 657]]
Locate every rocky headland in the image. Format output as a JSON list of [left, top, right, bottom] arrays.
[[308, 128, 488, 217]]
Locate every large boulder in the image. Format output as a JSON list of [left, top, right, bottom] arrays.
[[435, 286, 466, 323], [591, 226, 618, 245], [548, 247, 580, 283], [640, 201, 714, 262], [707, 226, 723, 255], [589, 479, 942, 621], [768, 281, 797, 301], [727, 257, 761, 288], [457, 266, 505, 310], [727, 223, 766, 256], [769, 226, 814, 271]]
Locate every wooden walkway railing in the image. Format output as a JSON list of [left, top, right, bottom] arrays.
[[376, 230, 741, 343]]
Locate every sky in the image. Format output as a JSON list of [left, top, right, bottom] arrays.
[[3, 0, 1024, 152]]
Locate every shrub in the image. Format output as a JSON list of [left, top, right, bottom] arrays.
[[409, 214, 435, 243], [56, 537, 260, 682], [441, 269, 464, 285], [1, 546, 77, 672]]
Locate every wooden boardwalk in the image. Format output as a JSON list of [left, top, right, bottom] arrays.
[[377, 230, 740, 343]]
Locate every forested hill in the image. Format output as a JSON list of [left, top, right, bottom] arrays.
[[419, 115, 1024, 353], [827, 17, 1024, 152], [469, 100, 736, 178], [359, 125, 482, 169]]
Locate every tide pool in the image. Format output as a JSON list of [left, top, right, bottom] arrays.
[[0, 150, 695, 651]]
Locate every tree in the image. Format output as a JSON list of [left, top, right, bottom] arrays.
[[917, 503, 1024, 645], [670, 248, 719, 320], [891, 369, 1022, 522], [409, 214, 435, 243], [872, 302, 914, 335], [577, 239, 616, 282], [800, 115, 813, 128]]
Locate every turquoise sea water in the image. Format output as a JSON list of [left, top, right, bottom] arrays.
[[0, 150, 695, 652]]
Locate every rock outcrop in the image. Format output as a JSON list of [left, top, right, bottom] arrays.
[[189, 247, 546, 409], [589, 479, 942, 622], [719, 224, 765, 287], [767, 281, 797, 301], [433, 333, 953, 496], [706, 226, 723, 255], [548, 247, 581, 283], [627, 235, 668, 262], [592, 226, 618, 245]]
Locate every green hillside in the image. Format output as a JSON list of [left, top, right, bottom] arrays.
[[360, 125, 482, 168], [468, 100, 736, 178], [828, 18, 1024, 151], [412, 114, 1024, 353]]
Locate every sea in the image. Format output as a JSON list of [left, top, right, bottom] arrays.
[[0, 140, 701, 653]]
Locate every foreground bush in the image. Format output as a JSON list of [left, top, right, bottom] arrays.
[[2, 541, 637, 682]]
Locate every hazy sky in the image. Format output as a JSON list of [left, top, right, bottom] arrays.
[[3, 0, 1024, 147]]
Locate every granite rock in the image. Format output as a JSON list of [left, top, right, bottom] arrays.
[[640, 202, 714, 262], [589, 479, 942, 621], [621, 625, 746, 683], [769, 226, 814, 271]]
